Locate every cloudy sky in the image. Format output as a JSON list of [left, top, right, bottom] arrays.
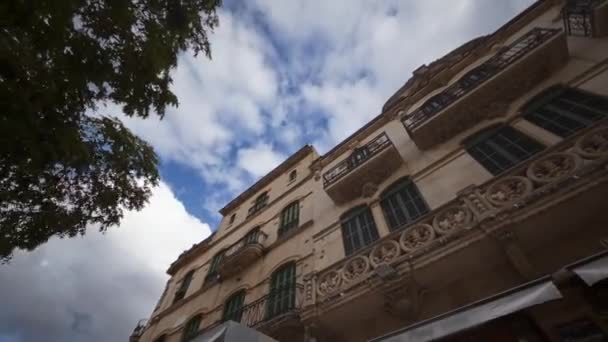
[[0, 1, 534, 341]]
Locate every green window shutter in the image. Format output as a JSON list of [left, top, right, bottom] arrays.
[[524, 88, 608, 138], [174, 270, 195, 303], [278, 201, 299, 236], [466, 126, 544, 176], [340, 206, 380, 256], [266, 263, 296, 319], [223, 290, 246, 322], [380, 178, 429, 231], [181, 315, 201, 342]]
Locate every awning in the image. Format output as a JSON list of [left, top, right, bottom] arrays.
[[369, 279, 562, 342], [570, 252, 608, 286], [192, 321, 277, 342]]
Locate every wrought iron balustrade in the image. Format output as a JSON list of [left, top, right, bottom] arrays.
[[223, 229, 266, 259], [130, 319, 148, 339], [219, 284, 304, 329], [563, 0, 603, 37], [402, 28, 561, 131], [323, 132, 392, 188]]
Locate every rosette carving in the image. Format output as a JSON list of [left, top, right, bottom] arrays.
[[575, 126, 608, 159], [342, 256, 370, 283], [369, 240, 401, 267], [399, 224, 436, 253], [526, 152, 581, 183], [433, 205, 473, 235], [317, 269, 342, 296], [485, 176, 533, 207]]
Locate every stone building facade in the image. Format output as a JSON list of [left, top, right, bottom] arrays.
[[131, 1, 608, 341]]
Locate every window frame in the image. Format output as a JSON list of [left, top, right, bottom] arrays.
[[181, 314, 202, 342], [523, 87, 608, 138], [267, 262, 296, 319], [380, 177, 430, 232], [174, 270, 195, 303], [278, 201, 300, 236], [223, 290, 246, 323], [289, 169, 297, 182], [340, 205, 380, 256], [464, 125, 545, 176]]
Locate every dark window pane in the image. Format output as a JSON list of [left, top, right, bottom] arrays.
[[279, 201, 299, 236], [267, 263, 296, 319], [340, 207, 380, 255], [466, 126, 544, 175], [380, 178, 430, 231], [525, 88, 608, 138]]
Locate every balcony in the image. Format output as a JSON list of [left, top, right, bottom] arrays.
[[129, 319, 147, 342], [563, 0, 608, 37], [218, 229, 267, 279], [311, 120, 608, 310], [323, 133, 403, 204], [401, 28, 568, 149]]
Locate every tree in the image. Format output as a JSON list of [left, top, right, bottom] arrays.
[[0, 0, 221, 261]]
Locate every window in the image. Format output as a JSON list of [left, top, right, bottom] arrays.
[[223, 290, 246, 322], [174, 270, 194, 303], [524, 87, 608, 138], [181, 315, 201, 342], [289, 169, 297, 182], [267, 262, 296, 319], [244, 227, 260, 245], [205, 252, 224, 283], [380, 177, 429, 231], [278, 201, 299, 236], [153, 335, 166, 342], [465, 125, 544, 176], [229, 213, 236, 225], [340, 206, 380, 256], [248, 192, 269, 217]]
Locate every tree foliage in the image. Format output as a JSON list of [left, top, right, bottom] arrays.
[[0, 0, 221, 261]]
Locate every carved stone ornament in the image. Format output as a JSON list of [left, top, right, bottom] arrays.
[[526, 152, 582, 183], [362, 182, 379, 198], [399, 224, 436, 253], [432, 205, 473, 235], [485, 176, 534, 207], [342, 256, 370, 283], [369, 240, 401, 267], [317, 269, 342, 297], [575, 126, 608, 159]]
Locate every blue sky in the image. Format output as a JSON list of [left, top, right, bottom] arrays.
[[122, 0, 536, 229], [0, 1, 535, 341]]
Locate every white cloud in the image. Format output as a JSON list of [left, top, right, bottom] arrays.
[[0, 183, 211, 342], [237, 143, 286, 178]]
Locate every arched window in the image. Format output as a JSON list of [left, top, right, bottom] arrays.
[[278, 201, 299, 236], [289, 169, 297, 182], [340, 206, 379, 256], [248, 192, 269, 217], [523, 87, 608, 138], [173, 270, 195, 303], [465, 125, 544, 175], [223, 290, 246, 322], [228, 213, 236, 225], [267, 262, 296, 319], [181, 314, 202, 342], [380, 177, 429, 232]]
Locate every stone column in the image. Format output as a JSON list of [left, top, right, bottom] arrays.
[[370, 201, 391, 237]]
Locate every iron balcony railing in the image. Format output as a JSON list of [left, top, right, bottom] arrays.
[[222, 284, 304, 328], [402, 28, 561, 132], [223, 229, 266, 259], [323, 132, 392, 188], [204, 229, 266, 283], [130, 319, 148, 339], [563, 0, 603, 37]]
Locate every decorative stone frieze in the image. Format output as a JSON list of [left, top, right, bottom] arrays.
[[485, 176, 534, 207], [526, 152, 582, 183], [432, 205, 474, 235], [575, 126, 608, 159], [399, 224, 436, 253], [370, 240, 401, 267]]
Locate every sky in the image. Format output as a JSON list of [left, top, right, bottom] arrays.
[[0, 1, 534, 341]]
